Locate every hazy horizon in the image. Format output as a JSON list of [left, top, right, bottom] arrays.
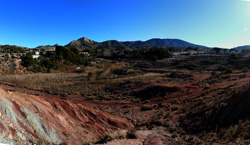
[[0, 0, 250, 48]]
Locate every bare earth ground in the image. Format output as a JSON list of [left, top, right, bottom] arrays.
[[0, 56, 250, 144]]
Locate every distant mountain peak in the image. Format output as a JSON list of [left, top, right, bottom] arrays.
[[78, 37, 95, 44], [65, 37, 208, 49], [66, 37, 97, 48]]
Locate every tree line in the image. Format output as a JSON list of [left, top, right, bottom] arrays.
[[21, 46, 88, 72]]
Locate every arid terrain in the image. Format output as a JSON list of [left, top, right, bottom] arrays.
[[0, 54, 250, 144], [2, 0, 250, 143]]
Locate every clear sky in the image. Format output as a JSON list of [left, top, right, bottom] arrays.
[[0, 0, 250, 48]]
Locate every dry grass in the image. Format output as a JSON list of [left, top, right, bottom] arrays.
[[98, 73, 164, 84], [108, 129, 128, 140], [0, 61, 130, 96], [0, 62, 132, 95], [98, 62, 129, 78], [84, 61, 130, 81], [0, 60, 160, 96], [0, 73, 88, 95]]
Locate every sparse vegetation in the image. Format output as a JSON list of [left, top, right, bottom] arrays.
[[1, 49, 250, 144], [141, 105, 154, 111], [242, 67, 248, 76]]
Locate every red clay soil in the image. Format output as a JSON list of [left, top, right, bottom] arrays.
[[0, 122, 5, 130], [0, 72, 249, 144], [11, 101, 27, 118], [16, 118, 38, 139], [9, 127, 16, 136], [0, 88, 133, 145], [94, 73, 250, 131], [132, 80, 202, 102]]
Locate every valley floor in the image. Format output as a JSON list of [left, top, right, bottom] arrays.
[[0, 56, 250, 144]]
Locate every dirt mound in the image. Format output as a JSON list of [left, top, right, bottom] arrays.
[[181, 85, 250, 136], [134, 85, 179, 100], [212, 86, 250, 126], [0, 88, 133, 144]]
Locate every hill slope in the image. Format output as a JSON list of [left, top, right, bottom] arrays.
[[66, 37, 207, 49], [123, 38, 207, 48], [233, 45, 250, 51]]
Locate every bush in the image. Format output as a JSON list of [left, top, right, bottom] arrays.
[[141, 105, 153, 111], [224, 68, 232, 75], [88, 72, 93, 78], [218, 65, 227, 71], [211, 71, 219, 78], [242, 67, 248, 75]]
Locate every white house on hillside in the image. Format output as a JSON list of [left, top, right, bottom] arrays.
[[80, 51, 90, 57], [32, 51, 40, 59]]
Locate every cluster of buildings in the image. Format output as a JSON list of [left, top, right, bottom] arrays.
[[30, 46, 91, 59], [171, 49, 246, 58], [3, 45, 250, 60]]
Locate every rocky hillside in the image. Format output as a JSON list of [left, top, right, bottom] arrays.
[[66, 37, 98, 48], [0, 55, 30, 75], [0, 88, 133, 144]]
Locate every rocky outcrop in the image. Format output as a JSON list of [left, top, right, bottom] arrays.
[[66, 37, 97, 48], [0, 88, 133, 144]]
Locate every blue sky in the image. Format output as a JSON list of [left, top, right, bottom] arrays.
[[0, 0, 250, 48]]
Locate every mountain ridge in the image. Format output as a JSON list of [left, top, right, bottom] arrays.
[[233, 45, 250, 51], [122, 38, 207, 48], [65, 37, 208, 49], [5, 37, 250, 50]]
